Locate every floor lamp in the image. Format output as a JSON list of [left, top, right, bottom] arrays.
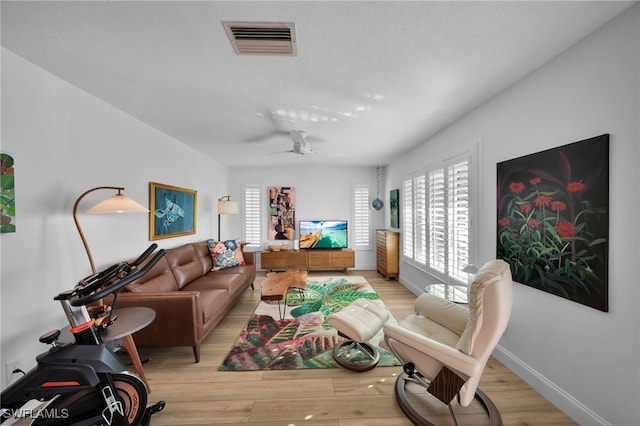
[[73, 185, 148, 276], [72, 186, 151, 389], [218, 195, 239, 241]]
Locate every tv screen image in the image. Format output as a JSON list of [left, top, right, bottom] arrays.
[[299, 220, 348, 249]]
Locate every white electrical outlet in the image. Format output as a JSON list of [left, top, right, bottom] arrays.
[[5, 358, 23, 379]]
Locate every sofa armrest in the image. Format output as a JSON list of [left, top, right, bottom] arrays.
[[115, 291, 203, 346], [242, 250, 256, 266]]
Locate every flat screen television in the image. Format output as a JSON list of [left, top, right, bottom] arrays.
[[298, 220, 348, 249]]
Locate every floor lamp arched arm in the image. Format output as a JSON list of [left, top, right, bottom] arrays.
[[73, 186, 124, 274]]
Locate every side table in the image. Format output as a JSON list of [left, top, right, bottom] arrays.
[[424, 283, 469, 304], [261, 270, 308, 319], [60, 307, 156, 391]]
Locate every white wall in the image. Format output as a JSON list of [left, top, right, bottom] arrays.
[[388, 5, 639, 425], [2, 5, 638, 424], [228, 165, 386, 269], [0, 49, 228, 386]]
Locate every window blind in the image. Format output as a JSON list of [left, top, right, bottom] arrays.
[[402, 151, 473, 285], [414, 175, 427, 265], [428, 169, 446, 273], [447, 161, 470, 282], [402, 178, 414, 258], [353, 184, 371, 248], [243, 185, 261, 248]]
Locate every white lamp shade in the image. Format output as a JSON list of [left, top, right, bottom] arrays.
[[218, 200, 240, 214], [87, 194, 149, 213]]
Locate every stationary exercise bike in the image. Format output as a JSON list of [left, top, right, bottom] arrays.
[[1, 244, 167, 425]]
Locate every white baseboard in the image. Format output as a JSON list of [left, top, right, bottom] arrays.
[[352, 263, 376, 271], [492, 345, 610, 426]]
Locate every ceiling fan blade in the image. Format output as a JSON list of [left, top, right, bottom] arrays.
[[245, 129, 289, 144], [305, 135, 324, 143], [265, 129, 319, 156], [267, 150, 295, 155]]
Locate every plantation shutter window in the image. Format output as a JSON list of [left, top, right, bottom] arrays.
[[243, 185, 261, 249], [447, 161, 470, 283], [428, 169, 446, 273], [414, 175, 427, 265], [402, 148, 475, 286], [402, 178, 414, 259], [352, 184, 371, 249]]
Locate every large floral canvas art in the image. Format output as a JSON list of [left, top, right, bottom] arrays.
[[497, 134, 609, 312], [0, 153, 16, 233]]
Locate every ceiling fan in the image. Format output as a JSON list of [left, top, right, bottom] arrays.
[[246, 110, 323, 144], [268, 130, 318, 155]]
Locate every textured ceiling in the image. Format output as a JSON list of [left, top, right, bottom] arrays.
[[1, 1, 634, 167]]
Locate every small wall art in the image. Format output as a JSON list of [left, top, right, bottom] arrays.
[[390, 189, 399, 228], [268, 186, 295, 240], [0, 152, 16, 233], [149, 182, 197, 240], [496, 134, 609, 312]]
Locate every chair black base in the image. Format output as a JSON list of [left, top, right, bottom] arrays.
[[332, 340, 380, 372], [394, 372, 503, 426]]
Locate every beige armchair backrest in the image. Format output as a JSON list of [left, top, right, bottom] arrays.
[[457, 259, 513, 357], [382, 259, 513, 407], [455, 259, 513, 404]]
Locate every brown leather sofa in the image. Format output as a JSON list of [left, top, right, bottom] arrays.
[[112, 241, 255, 363]]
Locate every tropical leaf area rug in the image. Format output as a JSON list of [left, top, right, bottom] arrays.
[[219, 276, 400, 371]]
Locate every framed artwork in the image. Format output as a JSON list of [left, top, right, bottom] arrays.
[[0, 152, 16, 233], [149, 182, 197, 240], [496, 134, 609, 312], [268, 186, 295, 240], [390, 189, 399, 228]]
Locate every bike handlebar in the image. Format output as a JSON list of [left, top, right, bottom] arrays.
[[131, 243, 159, 268], [68, 245, 166, 306]]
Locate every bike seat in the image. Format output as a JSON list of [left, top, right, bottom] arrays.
[[39, 329, 60, 345]]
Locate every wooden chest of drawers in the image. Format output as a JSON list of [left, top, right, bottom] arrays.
[[376, 229, 399, 280]]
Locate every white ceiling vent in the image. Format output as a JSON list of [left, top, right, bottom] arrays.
[[223, 21, 297, 56]]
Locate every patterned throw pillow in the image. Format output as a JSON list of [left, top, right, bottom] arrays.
[[207, 239, 246, 270]]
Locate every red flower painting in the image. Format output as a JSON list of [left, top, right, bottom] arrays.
[[496, 134, 609, 312]]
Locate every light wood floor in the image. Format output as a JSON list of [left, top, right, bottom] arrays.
[[135, 270, 576, 425]]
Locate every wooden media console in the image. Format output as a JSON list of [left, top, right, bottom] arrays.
[[261, 249, 355, 272]]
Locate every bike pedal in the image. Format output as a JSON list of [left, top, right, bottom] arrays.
[[141, 401, 166, 426], [149, 400, 165, 414]]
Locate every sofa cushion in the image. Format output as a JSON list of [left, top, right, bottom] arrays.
[[207, 239, 245, 270], [214, 264, 256, 286], [195, 288, 231, 324], [165, 244, 206, 289], [184, 272, 246, 298], [189, 242, 214, 274], [125, 255, 179, 293]]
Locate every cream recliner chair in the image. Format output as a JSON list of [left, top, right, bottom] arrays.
[[383, 259, 513, 425]]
